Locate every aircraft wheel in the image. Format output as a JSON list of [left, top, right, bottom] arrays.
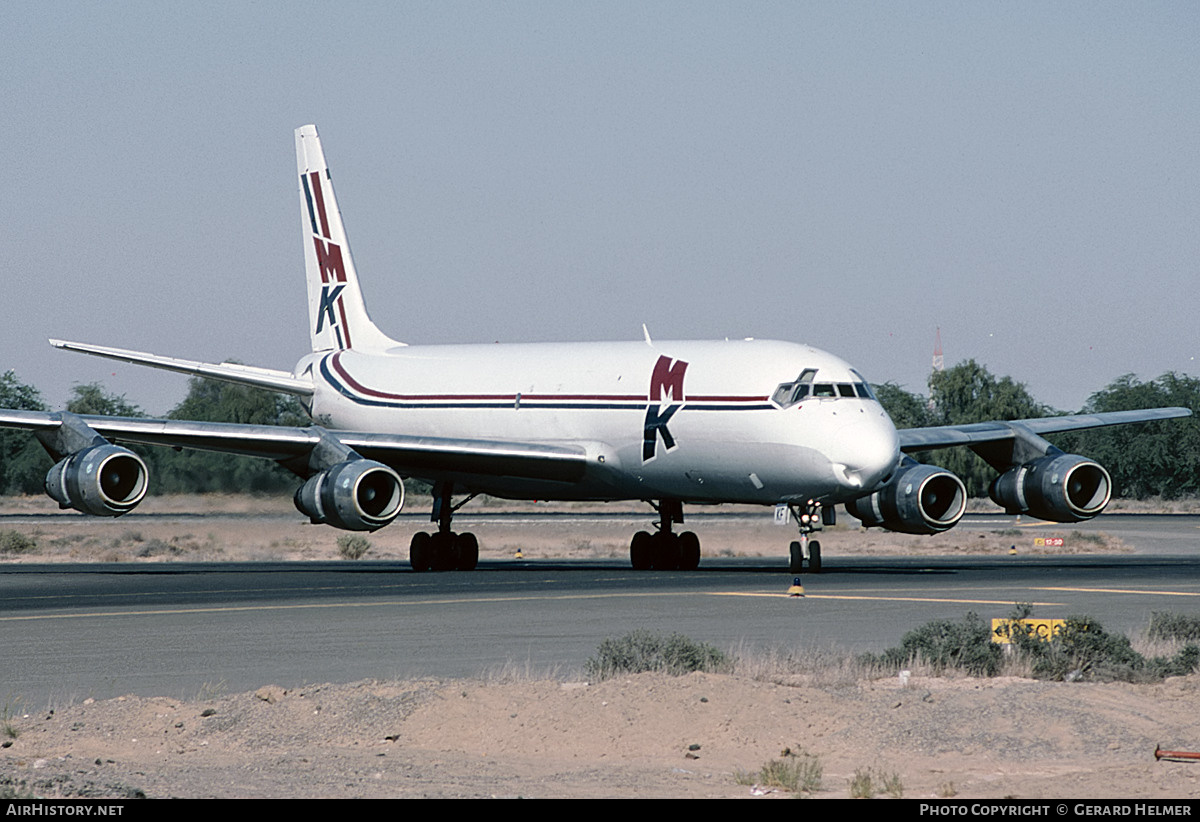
[[630, 531, 653, 570], [455, 532, 479, 571], [788, 540, 804, 574], [650, 532, 681, 571], [808, 540, 822, 574], [678, 531, 701, 571], [430, 531, 459, 571], [410, 531, 432, 572]]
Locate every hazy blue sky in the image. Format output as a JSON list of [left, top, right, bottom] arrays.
[[5, 1, 1198, 415]]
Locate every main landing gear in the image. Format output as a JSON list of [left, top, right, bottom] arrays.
[[409, 482, 480, 572], [788, 499, 825, 574], [629, 500, 702, 571]]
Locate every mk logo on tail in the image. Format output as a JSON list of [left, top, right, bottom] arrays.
[[316, 284, 345, 334], [643, 355, 688, 461], [302, 170, 352, 349]]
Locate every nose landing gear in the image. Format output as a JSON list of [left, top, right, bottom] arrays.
[[788, 499, 826, 574]]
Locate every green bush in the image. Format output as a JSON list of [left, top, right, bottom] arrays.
[[585, 630, 731, 680], [866, 608, 1200, 683], [1020, 616, 1143, 681], [1148, 612, 1200, 642], [1002, 608, 1200, 682], [862, 612, 1001, 676]]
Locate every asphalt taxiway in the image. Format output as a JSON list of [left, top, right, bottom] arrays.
[[2, 513, 1198, 701]]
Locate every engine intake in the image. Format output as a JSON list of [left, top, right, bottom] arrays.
[[989, 453, 1111, 522], [846, 461, 967, 535], [294, 459, 404, 531], [45, 444, 148, 517]]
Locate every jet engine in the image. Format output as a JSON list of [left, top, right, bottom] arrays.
[[846, 460, 967, 535], [294, 459, 404, 531], [988, 453, 1111, 522], [44, 444, 149, 517]]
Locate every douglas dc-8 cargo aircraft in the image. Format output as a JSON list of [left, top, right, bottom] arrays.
[[0, 126, 1189, 573]]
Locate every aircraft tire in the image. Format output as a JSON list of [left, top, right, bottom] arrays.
[[455, 532, 479, 571], [808, 540, 821, 574], [650, 532, 681, 571], [678, 531, 701, 571], [430, 531, 459, 571], [788, 540, 804, 574], [630, 531, 653, 570], [410, 532, 432, 572]]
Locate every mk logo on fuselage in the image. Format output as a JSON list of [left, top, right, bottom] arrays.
[[302, 170, 352, 349], [643, 355, 688, 461]]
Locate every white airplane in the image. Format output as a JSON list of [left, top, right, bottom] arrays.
[[0, 125, 1190, 573]]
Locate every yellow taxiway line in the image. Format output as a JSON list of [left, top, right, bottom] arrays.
[[12, 584, 1196, 624], [1034, 586, 1200, 598], [710, 592, 1064, 606]]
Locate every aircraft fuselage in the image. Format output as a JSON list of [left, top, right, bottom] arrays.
[[298, 337, 901, 505]]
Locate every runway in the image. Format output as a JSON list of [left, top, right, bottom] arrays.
[[2, 513, 1199, 702]]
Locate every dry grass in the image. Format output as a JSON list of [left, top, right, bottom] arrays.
[[734, 747, 824, 795], [731, 641, 881, 688], [848, 766, 904, 799], [1104, 496, 1200, 514], [478, 657, 571, 684], [335, 534, 372, 560]]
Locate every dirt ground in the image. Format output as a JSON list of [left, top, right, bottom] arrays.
[[2, 495, 1200, 799], [5, 672, 1200, 799]]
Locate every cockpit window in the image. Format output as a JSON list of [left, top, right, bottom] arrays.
[[773, 369, 876, 408], [771, 369, 819, 408], [850, 370, 876, 400]]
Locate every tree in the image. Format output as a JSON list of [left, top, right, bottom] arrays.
[[168, 375, 306, 427], [926, 360, 1047, 496], [66, 383, 144, 417], [927, 359, 1047, 426], [1053, 373, 1200, 499], [154, 376, 310, 493], [871, 382, 932, 430], [0, 371, 51, 494]]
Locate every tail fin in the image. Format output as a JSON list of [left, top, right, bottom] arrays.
[[295, 125, 402, 353]]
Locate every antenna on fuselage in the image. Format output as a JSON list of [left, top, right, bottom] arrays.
[[642, 324, 654, 345]]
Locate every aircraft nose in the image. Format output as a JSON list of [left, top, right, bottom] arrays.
[[830, 412, 900, 491]]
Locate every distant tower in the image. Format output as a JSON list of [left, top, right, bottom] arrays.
[[928, 327, 943, 415]]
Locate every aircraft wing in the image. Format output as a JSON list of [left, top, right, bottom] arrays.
[[0, 410, 589, 483], [897, 407, 1192, 452]]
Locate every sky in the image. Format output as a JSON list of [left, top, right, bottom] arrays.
[[4, 1, 1198, 416]]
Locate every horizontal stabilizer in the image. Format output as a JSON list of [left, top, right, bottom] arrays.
[[49, 339, 314, 397]]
